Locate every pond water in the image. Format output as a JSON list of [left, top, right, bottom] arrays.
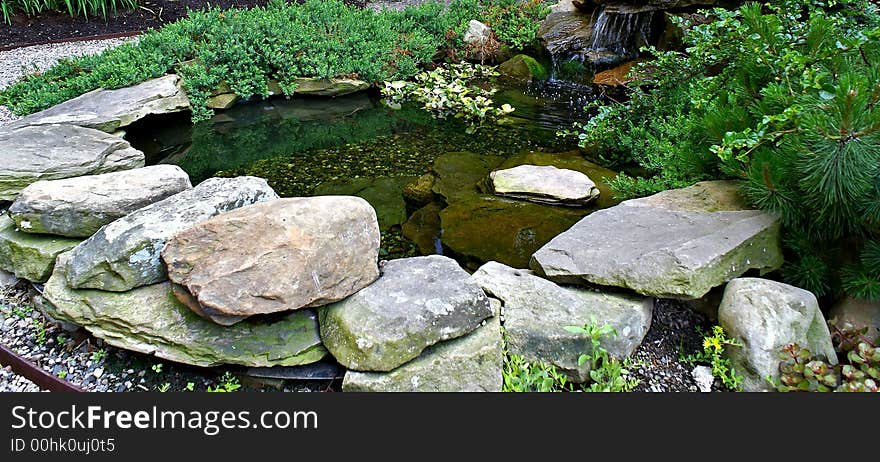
[[127, 79, 620, 270]]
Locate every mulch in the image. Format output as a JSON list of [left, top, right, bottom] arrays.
[[1, 0, 366, 50]]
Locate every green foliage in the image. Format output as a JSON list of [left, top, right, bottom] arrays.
[[502, 353, 573, 392], [32, 318, 46, 346], [156, 383, 171, 392], [56, 370, 68, 379], [0, 0, 548, 121], [773, 323, 879, 392], [207, 372, 242, 392], [682, 325, 743, 391], [382, 62, 514, 129], [564, 323, 639, 392], [90, 349, 107, 362], [151, 363, 163, 374], [570, 0, 880, 298], [0, 0, 136, 24]]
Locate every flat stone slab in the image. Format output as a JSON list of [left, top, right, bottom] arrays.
[[530, 206, 783, 299], [0, 215, 81, 282], [291, 78, 370, 97], [13, 75, 191, 133], [63, 176, 278, 292], [9, 165, 192, 238], [471, 261, 652, 382], [719, 278, 836, 391], [621, 180, 747, 212], [0, 124, 144, 201], [490, 164, 600, 206], [162, 197, 380, 325], [319, 255, 493, 371], [343, 317, 503, 392], [43, 254, 326, 368]]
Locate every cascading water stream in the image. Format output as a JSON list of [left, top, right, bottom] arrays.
[[587, 6, 656, 57]]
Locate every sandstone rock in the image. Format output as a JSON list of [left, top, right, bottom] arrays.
[[431, 151, 505, 201], [530, 205, 783, 299], [0, 124, 144, 201], [313, 176, 414, 230], [162, 196, 380, 325], [830, 297, 880, 341], [42, 254, 326, 368], [0, 215, 81, 282], [342, 317, 502, 392], [490, 164, 600, 206], [539, 1, 594, 59], [440, 195, 585, 269], [471, 261, 652, 382], [401, 202, 443, 256], [206, 93, 240, 110], [8, 165, 192, 238], [719, 278, 836, 391], [402, 174, 436, 206], [292, 78, 369, 97], [13, 75, 190, 133], [498, 55, 549, 81], [621, 180, 747, 212], [319, 255, 493, 371], [592, 60, 639, 86], [64, 176, 278, 292]]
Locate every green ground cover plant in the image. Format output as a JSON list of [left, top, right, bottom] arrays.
[[569, 0, 880, 300], [681, 325, 743, 391], [0, 0, 548, 121]]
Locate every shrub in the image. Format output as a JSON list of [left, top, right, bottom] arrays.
[[569, 0, 880, 299], [0, 0, 136, 24], [0, 0, 549, 121]]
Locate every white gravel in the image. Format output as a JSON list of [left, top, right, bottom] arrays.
[[0, 37, 135, 126]]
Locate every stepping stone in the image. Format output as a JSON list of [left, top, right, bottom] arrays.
[[63, 176, 278, 292], [0, 216, 81, 283], [719, 278, 836, 391], [472, 261, 652, 382], [162, 196, 380, 325], [9, 165, 192, 238], [319, 255, 493, 371], [343, 317, 503, 392], [490, 164, 600, 206], [0, 124, 144, 201], [530, 205, 783, 299], [42, 254, 326, 368], [13, 75, 191, 133]]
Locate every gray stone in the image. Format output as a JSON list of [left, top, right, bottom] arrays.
[[464, 20, 493, 47], [0, 269, 16, 289], [162, 197, 380, 325], [342, 317, 503, 392], [830, 297, 880, 341], [530, 205, 783, 299], [718, 278, 837, 392], [692, 365, 714, 392], [291, 78, 370, 97], [64, 176, 278, 292], [471, 261, 652, 382], [0, 215, 81, 282], [8, 165, 192, 237], [490, 164, 600, 206], [621, 180, 747, 212], [0, 124, 144, 201], [42, 254, 326, 368], [13, 75, 191, 133], [319, 255, 493, 371]]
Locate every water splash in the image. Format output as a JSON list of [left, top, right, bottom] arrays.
[[587, 5, 656, 58]]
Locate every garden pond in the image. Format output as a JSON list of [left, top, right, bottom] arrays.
[[125, 79, 623, 270]]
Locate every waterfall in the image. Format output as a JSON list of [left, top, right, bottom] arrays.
[[587, 5, 656, 58]]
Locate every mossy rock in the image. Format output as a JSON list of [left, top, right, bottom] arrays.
[[498, 55, 550, 81], [0, 215, 81, 282]]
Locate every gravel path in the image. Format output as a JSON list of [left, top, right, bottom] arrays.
[[0, 37, 135, 126]]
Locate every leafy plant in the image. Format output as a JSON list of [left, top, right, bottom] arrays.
[[773, 322, 879, 392], [207, 372, 242, 393], [502, 352, 573, 392], [382, 62, 514, 129], [185, 382, 195, 392], [682, 325, 743, 391], [32, 318, 46, 346], [564, 323, 639, 392], [57, 370, 68, 379], [151, 363, 163, 374], [90, 349, 107, 362], [0, 0, 136, 24], [157, 383, 171, 393]]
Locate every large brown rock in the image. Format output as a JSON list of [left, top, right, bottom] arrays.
[[162, 196, 381, 325]]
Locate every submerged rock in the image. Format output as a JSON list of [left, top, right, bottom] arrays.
[[0, 124, 144, 201], [431, 151, 505, 201], [319, 255, 493, 371], [13, 75, 190, 133], [530, 205, 783, 299], [0, 216, 81, 282], [440, 195, 585, 269], [498, 55, 550, 81], [401, 202, 443, 256], [342, 317, 503, 392], [63, 176, 278, 292], [291, 78, 370, 97], [719, 278, 836, 392], [471, 261, 652, 382], [162, 197, 380, 325], [43, 254, 326, 368], [490, 164, 600, 206], [8, 165, 192, 238], [497, 150, 619, 208], [402, 174, 436, 206], [313, 176, 415, 230]]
